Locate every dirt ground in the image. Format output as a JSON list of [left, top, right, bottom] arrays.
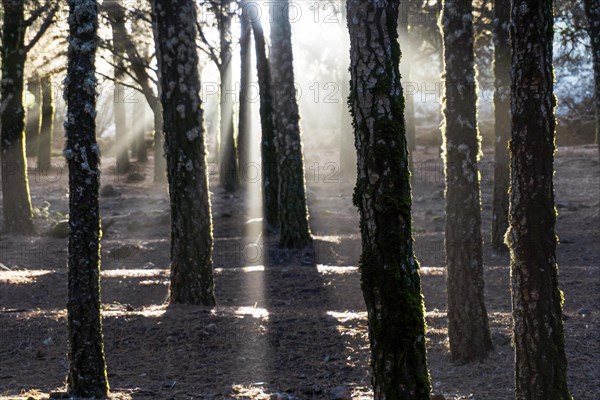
[[0, 143, 598, 399]]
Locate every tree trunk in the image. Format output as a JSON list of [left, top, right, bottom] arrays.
[[251, 18, 279, 232], [0, 0, 35, 235], [25, 78, 41, 158], [238, 0, 252, 179], [134, 99, 148, 162], [441, 0, 492, 363], [152, 0, 216, 306], [218, 1, 239, 192], [269, 0, 312, 248], [347, 1, 431, 398], [398, 5, 415, 154], [508, 0, 572, 398], [153, 104, 166, 183], [491, 0, 511, 250], [109, 2, 130, 175], [584, 0, 600, 158], [38, 75, 54, 171], [64, 1, 109, 397]]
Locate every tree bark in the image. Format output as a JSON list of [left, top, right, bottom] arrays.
[[347, 1, 431, 398], [491, 0, 511, 250], [584, 0, 600, 158], [218, 1, 239, 192], [441, 0, 492, 363], [152, 0, 216, 306], [25, 78, 42, 158], [0, 0, 35, 235], [269, 0, 312, 248], [238, 0, 252, 179], [64, 0, 109, 397], [37, 75, 54, 171], [251, 17, 279, 232], [508, 0, 572, 398]]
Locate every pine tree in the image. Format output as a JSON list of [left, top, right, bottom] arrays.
[[508, 0, 572, 398], [0, 0, 35, 234], [152, 0, 216, 306], [218, 0, 239, 192], [251, 17, 279, 232], [440, 0, 492, 363], [37, 75, 54, 171], [491, 0, 511, 250], [269, 0, 312, 248], [584, 0, 600, 157], [347, 1, 431, 398], [63, 0, 109, 396]]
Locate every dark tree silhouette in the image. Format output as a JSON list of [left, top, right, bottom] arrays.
[[251, 17, 279, 232], [152, 0, 216, 306], [441, 0, 492, 363], [218, 0, 239, 192], [37, 75, 54, 171], [347, 1, 431, 398], [584, 0, 600, 157], [237, 0, 252, 177], [508, 0, 572, 397], [270, 0, 312, 248], [491, 0, 511, 250], [63, 0, 109, 396], [25, 78, 42, 157]]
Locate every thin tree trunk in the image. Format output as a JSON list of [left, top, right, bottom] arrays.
[[251, 17, 279, 232], [109, 2, 130, 175], [508, 0, 572, 397], [64, 0, 109, 397], [0, 0, 34, 235], [134, 99, 148, 162], [25, 78, 41, 158], [219, 1, 239, 191], [153, 104, 166, 183], [269, 0, 312, 248], [441, 0, 492, 363], [347, 1, 431, 398], [152, 0, 216, 306], [491, 0, 511, 250], [37, 75, 54, 171], [584, 0, 600, 158], [238, 0, 252, 179]]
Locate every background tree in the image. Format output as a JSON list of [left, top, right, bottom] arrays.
[[0, 0, 57, 234], [270, 0, 312, 248], [441, 0, 492, 363], [508, 0, 572, 397], [491, 0, 511, 250], [37, 74, 54, 170], [152, 0, 216, 306], [237, 0, 252, 177], [218, 0, 239, 191], [25, 77, 42, 157], [251, 16, 279, 232], [347, 1, 431, 398], [63, 0, 109, 396], [583, 0, 600, 156]]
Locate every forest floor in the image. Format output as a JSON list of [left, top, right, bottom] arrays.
[[0, 144, 598, 400]]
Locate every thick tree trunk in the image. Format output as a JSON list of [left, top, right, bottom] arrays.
[[339, 68, 356, 178], [491, 0, 511, 250], [269, 0, 312, 248], [398, 5, 415, 154], [219, 1, 239, 192], [37, 75, 54, 171], [152, 0, 216, 306], [153, 104, 166, 183], [238, 0, 252, 179], [25, 78, 41, 158], [0, 0, 34, 235], [347, 1, 431, 398], [251, 18, 279, 232], [109, 2, 130, 175], [441, 0, 492, 363], [508, 0, 572, 398], [64, 0, 109, 397], [584, 0, 600, 158]]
